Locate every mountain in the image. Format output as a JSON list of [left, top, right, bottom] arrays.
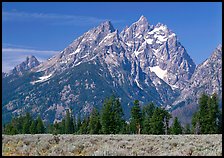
[[8, 55, 40, 76], [2, 16, 222, 125], [171, 44, 222, 125]]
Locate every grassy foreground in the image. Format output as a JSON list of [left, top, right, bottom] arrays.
[[2, 134, 222, 156]]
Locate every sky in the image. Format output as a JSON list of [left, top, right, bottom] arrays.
[[2, 2, 222, 72]]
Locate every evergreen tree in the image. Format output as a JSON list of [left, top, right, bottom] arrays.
[[73, 116, 77, 134], [142, 102, 155, 134], [192, 93, 221, 134], [149, 107, 164, 134], [89, 108, 101, 134], [113, 97, 125, 134], [22, 112, 32, 134], [101, 96, 113, 134], [36, 115, 45, 134], [184, 124, 191, 134], [80, 116, 90, 134], [76, 114, 82, 134], [30, 120, 37, 134], [198, 93, 209, 133], [60, 119, 66, 134], [170, 117, 182, 134], [4, 123, 17, 135], [192, 112, 200, 134], [101, 95, 125, 134], [208, 93, 219, 133], [65, 109, 74, 134], [130, 100, 142, 134]]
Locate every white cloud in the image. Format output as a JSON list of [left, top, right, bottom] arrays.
[[2, 47, 59, 73], [2, 11, 125, 26]]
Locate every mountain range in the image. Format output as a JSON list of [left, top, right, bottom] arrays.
[[2, 16, 222, 125]]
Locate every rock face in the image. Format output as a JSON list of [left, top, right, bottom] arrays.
[[171, 45, 222, 124], [2, 16, 222, 125], [9, 55, 40, 75], [2, 134, 222, 156]]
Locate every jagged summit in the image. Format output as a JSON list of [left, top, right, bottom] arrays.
[[98, 20, 115, 33], [2, 16, 221, 126], [9, 55, 40, 75], [137, 15, 149, 24]]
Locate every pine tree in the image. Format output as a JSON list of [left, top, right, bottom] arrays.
[[30, 120, 37, 134], [101, 96, 113, 134], [142, 102, 155, 134], [89, 108, 101, 134], [22, 112, 32, 134], [36, 115, 45, 134], [170, 117, 182, 134], [60, 119, 66, 134], [65, 109, 74, 134], [208, 93, 219, 133], [73, 116, 77, 134], [113, 97, 124, 134], [184, 124, 191, 134], [80, 116, 90, 134], [198, 93, 209, 134], [130, 100, 142, 134], [149, 107, 164, 134], [76, 114, 82, 134]]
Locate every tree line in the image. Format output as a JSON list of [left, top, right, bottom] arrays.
[[3, 93, 222, 135]]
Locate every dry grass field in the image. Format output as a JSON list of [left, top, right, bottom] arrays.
[[2, 134, 222, 156]]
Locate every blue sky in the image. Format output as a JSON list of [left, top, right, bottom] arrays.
[[2, 2, 222, 72]]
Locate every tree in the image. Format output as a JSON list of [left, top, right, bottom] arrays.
[[170, 117, 182, 134], [184, 124, 191, 134], [208, 93, 219, 133], [22, 112, 32, 134], [4, 124, 17, 135], [36, 115, 45, 134], [76, 114, 82, 134], [101, 95, 125, 134], [149, 107, 164, 134], [142, 102, 155, 134], [130, 100, 142, 134], [192, 93, 221, 134], [65, 109, 74, 134], [89, 108, 101, 134], [30, 120, 37, 134], [80, 116, 90, 134]]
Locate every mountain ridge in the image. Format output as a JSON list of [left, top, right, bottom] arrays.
[[2, 16, 222, 125]]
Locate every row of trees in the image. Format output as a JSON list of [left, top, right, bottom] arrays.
[[191, 93, 222, 134], [3, 93, 222, 135], [3, 113, 45, 135]]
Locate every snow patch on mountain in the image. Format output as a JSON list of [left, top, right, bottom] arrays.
[[31, 73, 53, 84], [149, 66, 167, 80]]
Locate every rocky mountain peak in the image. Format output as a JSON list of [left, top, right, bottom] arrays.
[[136, 15, 149, 24], [9, 55, 40, 75], [98, 20, 115, 33]]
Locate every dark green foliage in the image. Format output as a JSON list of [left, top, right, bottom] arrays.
[[184, 124, 191, 134], [149, 107, 172, 135], [22, 113, 32, 134], [3, 93, 221, 135], [36, 115, 45, 134], [30, 120, 37, 134], [65, 109, 74, 134], [142, 103, 155, 134], [130, 100, 142, 134], [100, 95, 125, 134], [89, 108, 101, 134], [4, 124, 17, 135], [170, 117, 182, 134], [79, 116, 90, 134], [149, 107, 165, 134], [191, 93, 222, 134]]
